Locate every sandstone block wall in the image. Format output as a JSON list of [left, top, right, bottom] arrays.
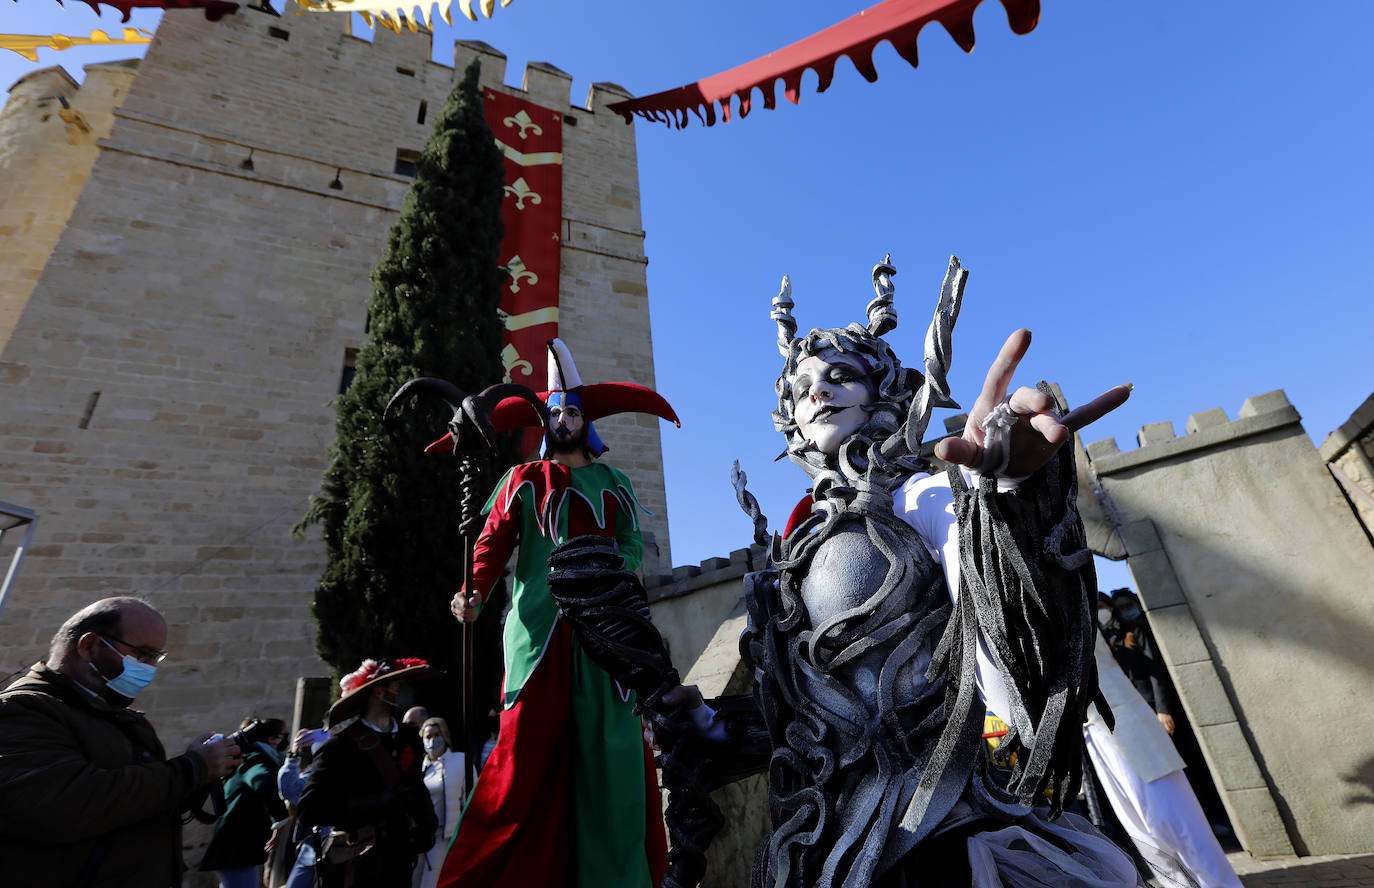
[[0, 2, 666, 774], [0, 61, 138, 353], [1083, 390, 1374, 856]]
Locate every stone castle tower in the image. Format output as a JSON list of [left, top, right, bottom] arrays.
[[0, 5, 670, 752]]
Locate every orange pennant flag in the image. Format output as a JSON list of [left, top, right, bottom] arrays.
[[0, 28, 152, 62]]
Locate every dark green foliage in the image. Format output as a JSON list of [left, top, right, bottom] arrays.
[[298, 59, 516, 719]]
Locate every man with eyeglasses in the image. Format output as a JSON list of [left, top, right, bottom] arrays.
[[0, 596, 243, 887]]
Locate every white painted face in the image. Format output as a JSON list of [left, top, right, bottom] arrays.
[[791, 349, 875, 455], [547, 403, 585, 449]]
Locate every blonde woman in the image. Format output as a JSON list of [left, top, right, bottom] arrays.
[[415, 717, 465, 888]]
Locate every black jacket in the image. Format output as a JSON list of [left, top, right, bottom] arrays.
[[0, 664, 206, 887], [298, 719, 437, 888], [1108, 619, 1174, 716]]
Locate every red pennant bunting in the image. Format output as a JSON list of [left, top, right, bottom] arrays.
[[66, 0, 239, 22], [608, 0, 1040, 127]]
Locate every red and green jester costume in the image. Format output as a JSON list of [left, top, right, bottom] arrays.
[[437, 339, 676, 888]]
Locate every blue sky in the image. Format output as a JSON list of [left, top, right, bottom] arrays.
[[4, 1, 1371, 591]]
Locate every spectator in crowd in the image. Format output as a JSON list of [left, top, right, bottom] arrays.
[[1106, 588, 1175, 735], [403, 706, 430, 729], [415, 717, 466, 888], [200, 717, 289, 888], [0, 596, 241, 887], [477, 708, 499, 772], [1097, 592, 1124, 647], [1103, 587, 1237, 845], [277, 725, 331, 888], [1085, 631, 1243, 887], [298, 657, 437, 888]]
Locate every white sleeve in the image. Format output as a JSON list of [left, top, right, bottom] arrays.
[[894, 469, 1015, 724]]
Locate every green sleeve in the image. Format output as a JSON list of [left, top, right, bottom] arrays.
[[245, 760, 287, 821]]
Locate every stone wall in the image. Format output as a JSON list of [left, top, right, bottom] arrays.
[[646, 543, 764, 671], [1082, 390, 1374, 856], [0, 61, 137, 353], [1319, 392, 1374, 542], [0, 7, 666, 873]]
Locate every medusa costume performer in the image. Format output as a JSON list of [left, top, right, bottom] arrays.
[[435, 340, 677, 888], [719, 256, 1140, 888]]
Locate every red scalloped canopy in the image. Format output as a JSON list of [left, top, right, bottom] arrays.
[[80, 0, 239, 21], [608, 0, 1039, 127]]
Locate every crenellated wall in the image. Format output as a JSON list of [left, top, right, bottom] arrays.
[[0, 0, 665, 803], [1081, 389, 1374, 856]]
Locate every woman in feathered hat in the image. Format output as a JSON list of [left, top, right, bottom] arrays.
[[437, 339, 678, 888]]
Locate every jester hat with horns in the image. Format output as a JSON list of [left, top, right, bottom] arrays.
[[425, 338, 679, 456]]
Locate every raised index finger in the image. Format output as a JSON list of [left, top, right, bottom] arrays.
[[1062, 384, 1132, 432], [975, 329, 1032, 412]]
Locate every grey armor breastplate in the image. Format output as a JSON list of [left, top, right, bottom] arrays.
[[759, 502, 963, 886], [788, 510, 948, 764]]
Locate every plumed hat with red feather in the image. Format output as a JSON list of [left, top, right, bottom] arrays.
[[327, 657, 432, 728]]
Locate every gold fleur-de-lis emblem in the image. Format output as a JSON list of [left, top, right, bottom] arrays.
[[503, 255, 539, 294], [501, 343, 533, 382], [503, 109, 543, 141], [503, 177, 542, 211]]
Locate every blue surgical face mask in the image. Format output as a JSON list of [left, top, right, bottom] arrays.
[[90, 637, 158, 699]]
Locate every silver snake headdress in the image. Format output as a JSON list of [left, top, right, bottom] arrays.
[[771, 255, 968, 485]]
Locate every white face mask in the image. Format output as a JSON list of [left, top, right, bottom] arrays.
[[423, 736, 445, 755]]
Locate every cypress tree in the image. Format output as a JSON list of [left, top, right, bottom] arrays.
[[297, 59, 516, 717]]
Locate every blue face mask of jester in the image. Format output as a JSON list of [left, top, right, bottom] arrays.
[[90, 637, 158, 700]]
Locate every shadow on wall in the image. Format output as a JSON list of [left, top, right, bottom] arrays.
[[1236, 855, 1374, 888], [1134, 521, 1374, 680], [1115, 514, 1374, 855], [1345, 754, 1374, 807]]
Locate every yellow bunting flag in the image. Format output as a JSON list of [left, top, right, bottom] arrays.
[[296, 0, 511, 34], [0, 29, 152, 62]]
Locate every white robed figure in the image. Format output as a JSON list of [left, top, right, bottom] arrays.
[[1085, 638, 1243, 888]]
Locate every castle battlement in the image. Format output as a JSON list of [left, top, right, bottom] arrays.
[[646, 543, 766, 604], [96, 5, 638, 186], [1084, 389, 1301, 476]]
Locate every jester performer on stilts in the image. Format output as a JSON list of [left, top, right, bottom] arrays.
[[661, 254, 1146, 887], [434, 338, 678, 888]]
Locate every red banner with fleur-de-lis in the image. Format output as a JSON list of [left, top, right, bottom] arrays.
[[483, 88, 562, 456]]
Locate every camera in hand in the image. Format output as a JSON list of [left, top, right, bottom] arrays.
[[187, 719, 281, 824], [226, 718, 277, 753]]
